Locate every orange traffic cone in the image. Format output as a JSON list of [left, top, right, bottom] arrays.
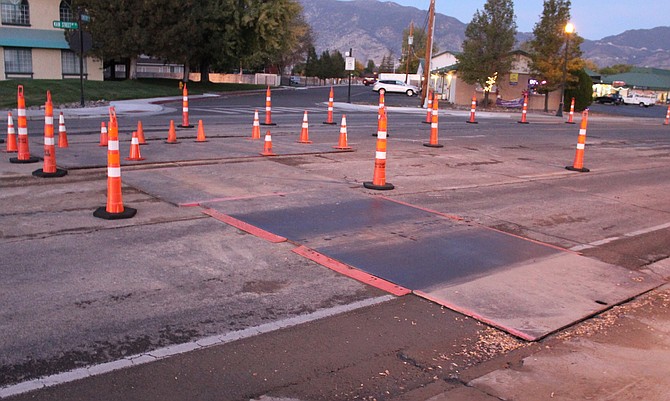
[[10, 85, 39, 164], [260, 130, 275, 156], [663, 105, 670, 126], [261, 86, 276, 126], [334, 114, 352, 150], [518, 93, 529, 124], [298, 111, 312, 144], [323, 87, 337, 125], [373, 91, 387, 137], [566, 110, 590, 173], [94, 107, 137, 220], [364, 107, 394, 190], [33, 91, 67, 177], [137, 121, 147, 144], [566, 97, 576, 124], [422, 90, 433, 124], [57, 112, 69, 148], [5, 112, 17, 153], [166, 120, 179, 144], [125, 131, 145, 161], [195, 120, 207, 142], [424, 94, 443, 148], [99, 122, 108, 147], [251, 109, 261, 139], [467, 95, 478, 124], [179, 84, 193, 128]]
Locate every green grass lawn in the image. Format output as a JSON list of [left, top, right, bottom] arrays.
[[0, 79, 266, 109]]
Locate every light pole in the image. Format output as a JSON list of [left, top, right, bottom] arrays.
[[556, 22, 574, 117]]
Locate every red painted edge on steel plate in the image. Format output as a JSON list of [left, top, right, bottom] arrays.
[[292, 245, 411, 297], [202, 208, 287, 243], [413, 290, 538, 342]]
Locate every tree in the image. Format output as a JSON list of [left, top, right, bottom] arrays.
[[564, 69, 593, 112], [74, 0, 305, 81], [364, 60, 376, 75], [379, 52, 396, 73], [599, 64, 633, 75], [527, 0, 584, 111], [398, 26, 436, 76], [304, 46, 319, 77], [458, 0, 517, 107]]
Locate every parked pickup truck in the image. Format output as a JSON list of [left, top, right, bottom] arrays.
[[622, 93, 656, 107]]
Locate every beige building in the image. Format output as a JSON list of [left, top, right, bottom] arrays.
[[431, 50, 560, 111], [0, 0, 102, 80]]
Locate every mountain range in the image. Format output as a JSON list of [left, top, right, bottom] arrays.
[[299, 0, 670, 69]]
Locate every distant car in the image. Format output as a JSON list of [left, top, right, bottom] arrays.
[[594, 93, 623, 105], [289, 76, 301, 85], [363, 76, 377, 86], [372, 80, 420, 96]]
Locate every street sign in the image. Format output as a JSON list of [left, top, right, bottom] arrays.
[[345, 56, 355, 71], [53, 20, 79, 29]]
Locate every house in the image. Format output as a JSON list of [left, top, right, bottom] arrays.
[[430, 50, 561, 111], [0, 0, 103, 80]]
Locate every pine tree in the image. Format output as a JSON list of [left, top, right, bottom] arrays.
[[458, 0, 517, 107]]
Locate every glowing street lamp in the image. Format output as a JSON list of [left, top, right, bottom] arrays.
[[556, 22, 575, 117]]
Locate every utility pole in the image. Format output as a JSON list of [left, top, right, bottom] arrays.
[[405, 21, 413, 84], [420, 0, 435, 107]]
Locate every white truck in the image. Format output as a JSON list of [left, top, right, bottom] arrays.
[[622, 93, 656, 107]]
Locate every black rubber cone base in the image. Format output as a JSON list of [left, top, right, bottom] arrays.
[[260, 123, 277, 126], [32, 168, 67, 178], [423, 143, 444, 148], [421, 121, 431, 124], [466, 120, 478, 124], [565, 166, 590, 173], [10, 156, 39, 164], [322, 121, 337, 125], [518, 121, 529, 124], [93, 206, 137, 220], [178, 125, 194, 128], [565, 121, 576, 124], [364, 181, 395, 190]]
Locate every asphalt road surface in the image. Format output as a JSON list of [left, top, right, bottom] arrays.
[[1, 85, 669, 400]]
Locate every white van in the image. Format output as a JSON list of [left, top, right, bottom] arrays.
[[622, 93, 656, 107]]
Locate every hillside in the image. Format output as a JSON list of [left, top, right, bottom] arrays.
[[299, 0, 670, 69]]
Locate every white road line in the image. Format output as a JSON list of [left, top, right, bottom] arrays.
[[570, 222, 670, 252], [0, 295, 395, 399]]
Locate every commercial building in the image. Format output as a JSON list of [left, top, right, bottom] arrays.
[[592, 67, 670, 104], [0, 0, 103, 80], [430, 50, 561, 111]]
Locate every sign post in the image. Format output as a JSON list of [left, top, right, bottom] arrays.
[[54, 16, 88, 106], [345, 48, 355, 104]]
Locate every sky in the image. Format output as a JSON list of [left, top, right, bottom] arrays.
[[384, 0, 670, 40]]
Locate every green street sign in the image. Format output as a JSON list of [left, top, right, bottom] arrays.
[[53, 20, 79, 29]]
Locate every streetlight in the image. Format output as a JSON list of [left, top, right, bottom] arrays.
[[556, 22, 575, 117]]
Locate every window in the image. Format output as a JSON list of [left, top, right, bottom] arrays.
[[59, 0, 73, 22], [4, 47, 32, 74], [1, 0, 30, 26], [61, 50, 86, 75]]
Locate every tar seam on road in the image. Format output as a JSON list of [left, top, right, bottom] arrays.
[[0, 295, 395, 399]]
